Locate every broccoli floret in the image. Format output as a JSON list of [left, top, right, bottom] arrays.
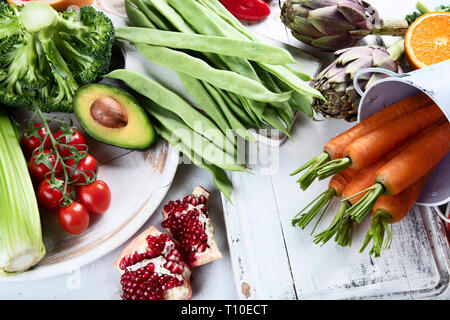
[[0, 1, 115, 112]]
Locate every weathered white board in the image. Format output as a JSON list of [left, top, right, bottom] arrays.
[[221, 0, 450, 300]]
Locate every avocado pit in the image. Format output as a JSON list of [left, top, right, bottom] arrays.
[[90, 96, 128, 129]]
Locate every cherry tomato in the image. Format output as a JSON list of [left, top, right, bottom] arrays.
[[66, 153, 98, 184], [58, 202, 90, 234], [37, 178, 70, 212], [78, 180, 111, 214], [21, 123, 52, 158], [28, 150, 62, 183], [54, 129, 87, 157]]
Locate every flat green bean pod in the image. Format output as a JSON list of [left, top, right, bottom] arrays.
[[125, 0, 156, 29], [146, 104, 246, 173], [195, 0, 253, 40], [115, 27, 297, 65], [177, 73, 232, 137], [259, 63, 323, 100], [218, 91, 255, 127], [135, 44, 292, 103], [202, 82, 255, 143], [133, 0, 169, 30], [262, 107, 290, 137], [145, 0, 194, 32], [105, 69, 236, 154], [169, 0, 318, 97], [156, 125, 233, 201]]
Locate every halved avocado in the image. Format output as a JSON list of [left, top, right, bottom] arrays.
[[74, 84, 155, 150]]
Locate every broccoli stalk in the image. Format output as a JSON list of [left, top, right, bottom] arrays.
[[0, 1, 114, 112]]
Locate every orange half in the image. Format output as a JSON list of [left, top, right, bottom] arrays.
[[7, 0, 94, 12], [405, 12, 450, 69]]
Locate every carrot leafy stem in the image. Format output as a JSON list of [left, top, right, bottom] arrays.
[[290, 152, 329, 191], [315, 157, 352, 180], [345, 183, 384, 223], [292, 187, 335, 232], [360, 210, 393, 257], [313, 201, 350, 246]]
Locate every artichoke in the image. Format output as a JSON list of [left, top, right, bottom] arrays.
[[313, 40, 404, 122], [281, 0, 408, 51]]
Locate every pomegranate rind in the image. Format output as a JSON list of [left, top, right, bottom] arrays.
[[114, 226, 192, 300], [162, 186, 222, 267]]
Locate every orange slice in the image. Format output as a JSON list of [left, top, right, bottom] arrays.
[[7, 0, 94, 12], [405, 12, 450, 69]]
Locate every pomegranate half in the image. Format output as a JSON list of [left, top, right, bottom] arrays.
[[114, 226, 192, 300], [161, 186, 222, 267]]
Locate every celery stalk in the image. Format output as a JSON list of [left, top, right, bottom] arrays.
[[0, 108, 45, 275]]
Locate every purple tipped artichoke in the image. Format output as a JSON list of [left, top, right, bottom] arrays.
[[313, 41, 404, 121], [281, 0, 408, 51]]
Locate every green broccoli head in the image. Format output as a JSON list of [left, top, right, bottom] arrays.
[[0, 1, 115, 112]]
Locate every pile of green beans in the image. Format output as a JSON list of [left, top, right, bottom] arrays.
[[112, 0, 323, 199]]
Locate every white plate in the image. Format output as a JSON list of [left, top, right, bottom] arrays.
[[3, 107, 180, 282], [1, 12, 180, 281]]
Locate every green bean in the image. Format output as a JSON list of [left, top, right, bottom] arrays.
[[195, 0, 253, 40], [147, 0, 276, 127], [133, 0, 170, 30], [145, 102, 246, 172], [272, 76, 314, 118], [116, 27, 297, 65], [218, 91, 254, 127], [259, 63, 323, 100], [177, 72, 231, 137], [105, 69, 236, 154], [125, 0, 156, 29], [144, 0, 262, 105], [277, 108, 294, 132], [135, 44, 292, 103], [168, 0, 245, 40], [284, 65, 312, 82], [163, 0, 262, 83], [239, 97, 262, 127], [156, 125, 233, 201], [254, 65, 294, 120], [262, 107, 290, 137], [202, 82, 255, 143], [175, 0, 320, 100], [144, 0, 232, 73], [145, 0, 194, 32]]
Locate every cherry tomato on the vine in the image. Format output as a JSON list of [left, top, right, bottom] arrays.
[[28, 150, 62, 183], [58, 202, 90, 235], [37, 178, 70, 212], [78, 180, 111, 215], [21, 123, 52, 158], [66, 153, 98, 184], [54, 129, 87, 157]]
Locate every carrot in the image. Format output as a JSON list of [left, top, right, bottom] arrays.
[[292, 168, 359, 231], [316, 104, 445, 178], [324, 93, 433, 159], [360, 171, 433, 257], [313, 122, 444, 246], [346, 122, 450, 224], [314, 159, 388, 247], [291, 93, 433, 190]]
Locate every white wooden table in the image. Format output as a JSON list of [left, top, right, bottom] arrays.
[[2, 0, 449, 300]]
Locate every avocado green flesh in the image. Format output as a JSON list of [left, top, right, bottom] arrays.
[[74, 84, 155, 150]]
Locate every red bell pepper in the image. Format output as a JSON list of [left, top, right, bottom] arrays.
[[219, 0, 271, 21]]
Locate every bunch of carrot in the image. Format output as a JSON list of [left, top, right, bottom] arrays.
[[291, 93, 450, 257]]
